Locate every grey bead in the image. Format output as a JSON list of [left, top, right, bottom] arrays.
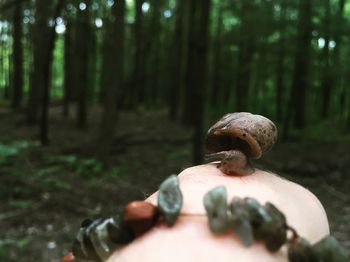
[[261, 202, 287, 252], [158, 175, 183, 226], [313, 235, 349, 262], [72, 218, 103, 261], [89, 218, 122, 261], [107, 216, 135, 244], [203, 186, 229, 233], [229, 197, 254, 247], [288, 237, 318, 262], [243, 197, 272, 240]]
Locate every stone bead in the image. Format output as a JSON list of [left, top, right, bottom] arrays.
[[124, 201, 159, 236], [243, 197, 272, 240], [288, 237, 318, 262], [158, 175, 183, 226], [229, 197, 254, 247], [261, 202, 287, 252], [313, 235, 349, 261], [107, 216, 135, 244], [203, 186, 229, 233], [60, 252, 75, 262], [72, 219, 102, 261], [88, 218, 119, 261]]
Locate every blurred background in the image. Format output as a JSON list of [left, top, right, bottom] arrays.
[[0, 0, 349, 260]]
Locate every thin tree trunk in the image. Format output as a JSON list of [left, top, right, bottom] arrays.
[[97, 0, 125, 157], [168, 0, 185, 120], [39, 0, 66, 145], [283, 0, 313, 138], [235, 0, 257, 112], [0, 25, 5, 99], [320, 0, 331, 118], [333, 0, 345, 124], [129, 0, 144, 108], [63, 17, 73, 117], [290, 0, 312, 129], [181, 0, 197, 125], [185, 0, 211, 164], [11, 1, 23, 109], [27, 0, 50, 124], [75, 1, 91, 129], [210, 3, 223, 108], [88, 27, 97, 102], [99, 18, 111, 103], [147, 0, 162, 107], [275, 0, 287, 122]]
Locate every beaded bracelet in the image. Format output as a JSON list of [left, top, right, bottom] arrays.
[[63, 175, 348, 262]]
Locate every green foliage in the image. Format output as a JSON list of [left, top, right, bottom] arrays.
[[47, 154, 103, 177], [289, 120, 350, 142], [47, 154, 78, 168], [0, 140, 39, 165], [77, 158, 103, 177], [0, 238, 29, 260], [35, 166, 64, 177], [9, 199, 32, 209], [42, 176, 72, 190], [106, 165, 129, 177]]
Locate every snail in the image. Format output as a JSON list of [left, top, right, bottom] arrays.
[[205, 112, 277, 176]]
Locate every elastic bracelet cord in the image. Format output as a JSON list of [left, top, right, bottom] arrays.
[[65, 175, 349, 262]]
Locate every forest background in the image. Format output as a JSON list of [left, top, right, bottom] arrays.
[[0, 0, 349, 261]]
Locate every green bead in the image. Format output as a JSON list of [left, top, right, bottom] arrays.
[[158, 175, 183, 226], [243, 197, 272, 240], [261, 202, 287, 252], [203, 186, 229, 233], [229, 197, 254, 247], [288, 237, 318, 262], [313, 235, 349, 262]]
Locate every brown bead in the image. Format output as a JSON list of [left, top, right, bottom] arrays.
[[124, 201, 159, 236], [60, 252, 74, 262]]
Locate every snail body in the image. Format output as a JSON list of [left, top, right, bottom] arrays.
[[205, 112, 277, 176], [205, 150, 254, 176]]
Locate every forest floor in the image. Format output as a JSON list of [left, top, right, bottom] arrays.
[[0, 107, 349, 261]]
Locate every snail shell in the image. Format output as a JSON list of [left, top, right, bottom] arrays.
[[206, 112, 277, 159]]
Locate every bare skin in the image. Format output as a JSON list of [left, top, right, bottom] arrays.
[[205, 150, 254, 175], [107, 164, 329, 262]]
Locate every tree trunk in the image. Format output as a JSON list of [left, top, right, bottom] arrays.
[[332, 0, 345, 124], [26, 0, 50, 125], [11, 1, 23, 109], [99, 17, 111, 104], [147, 0, 162, 107], [235, 0, 257, 112], [75, 1, 91, 129], [88, 26, 97, 101], [320, 0, 331, 119], [39, 0, 66, 145], [182, 0, 197, 125], [63, 16, 74, 117], [0, 25, 6, 99], [97, 0, 125, 157], [275, 0, 287, 122], [210, 3, 223, 109], [290, 0, 312, 129], [184, 0, 211, 164], [128, 0, 144, 108], [168, 0, 185, 120], [283, 0, 313, 138]]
